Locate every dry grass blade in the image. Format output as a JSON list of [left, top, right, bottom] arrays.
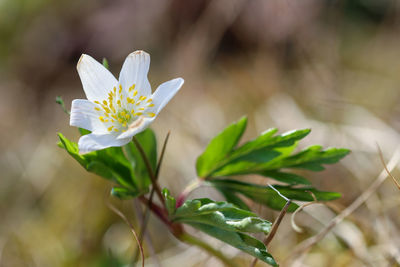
[[284, 146, 400, 264], [105, 200, 145, 267], [291, 191, 318, 233], [378, 144, 400, 191]]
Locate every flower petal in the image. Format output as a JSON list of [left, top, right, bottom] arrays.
[[78, 133, 131, 154], [150, 78, 184, 113], [116, 116, 153, 140], [70, 99, 107, 133], [119, 51, 151, 96], [77, 54, 118, 102]]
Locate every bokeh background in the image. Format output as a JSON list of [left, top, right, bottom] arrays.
[[1, 0, 400, 266]]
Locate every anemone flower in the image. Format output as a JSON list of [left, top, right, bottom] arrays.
[[70, 50, 184, 153]]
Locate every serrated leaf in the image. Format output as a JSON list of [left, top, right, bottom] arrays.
[[58, 133, 142, 196], [169, 197, 276, 265], [173, 198, 271, 234], [196, 117, 248, 178], [209, 179, 341, 212], [261, 171, 311, 185], [211, 129, 311, 177], [218, 188, 251, 211], [268, 146, 350, 171], [187, 223, 277, 266]]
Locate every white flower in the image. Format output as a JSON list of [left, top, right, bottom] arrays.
[[70, 50, 184, 153]]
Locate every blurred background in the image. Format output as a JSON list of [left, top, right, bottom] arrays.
[[1, 0, 400, 266]]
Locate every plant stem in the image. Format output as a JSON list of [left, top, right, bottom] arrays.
[[178, 232, 237, 267], [132, 136, 165, 206], [133, 132, 170, 263]]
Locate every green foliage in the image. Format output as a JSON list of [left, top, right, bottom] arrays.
[[210, 179, 341, 212], [196, 116, 247, 177], [195, 116, 349, 212], [58, 128, 158, 198], [196, 118, 349, 181], [166, 195, 277, 266]]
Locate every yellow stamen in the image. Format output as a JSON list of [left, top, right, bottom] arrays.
[[118, 118, 123, 124], [147, 112, 156, 117], [147, 98, 152, 103], [94, 101, 100, 104], [103, 100, 108, 105], [139, 107, 145, 111], [133, 90, 138, 96], [119, 85, 122, 94], [117, 100, 121, 107], [139, 96, 147, 101], [131, 109, 135, 114], [108, 126, 114, 131], [129, 84, 136, 91], [122, 122, 127, 127], [125, 114, 131, 120], [114, 128, 119, 132], [99, 116, 105, 122], [94, 107, 101, 111], [135, 112, 143, 116], [148, 104, 155, 107]]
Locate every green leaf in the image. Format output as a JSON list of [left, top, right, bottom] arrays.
[[188, 223, 277, 266], [124, 128, 157, 190], [268, 146, 351, 171], [209, 179, 341, 212], [196, 117, 247, 178], [162, 188, 176, 216], [211, 129, 311, 177], [218, 188, 251, 211], [260, 171, 311, 185], [111, 187, 141, 199], [170, 197, 276, 266], [173, 198, 271, 235], [58, 133, 141, 195]]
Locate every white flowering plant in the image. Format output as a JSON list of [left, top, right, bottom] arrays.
[[57, 51, 349, 266]]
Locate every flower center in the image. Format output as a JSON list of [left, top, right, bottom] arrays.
[[93, 84, 156, 133]]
